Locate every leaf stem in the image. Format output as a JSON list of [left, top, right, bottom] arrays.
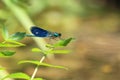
[[30, 56, 45, 80]]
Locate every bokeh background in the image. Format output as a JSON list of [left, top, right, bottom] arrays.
[[0, 0, 120, 80]]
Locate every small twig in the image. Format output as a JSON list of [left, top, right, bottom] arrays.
[[30, 56, 45, 80]]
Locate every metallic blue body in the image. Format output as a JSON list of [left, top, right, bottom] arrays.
[[30, 26, 61, 38]]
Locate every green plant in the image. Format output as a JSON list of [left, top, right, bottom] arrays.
[[0, 26, 73, 80], [0, 0, 74, 79], [0, 24, 25, 57]]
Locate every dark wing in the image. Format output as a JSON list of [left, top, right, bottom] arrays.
[[30, 26, 49, 37]]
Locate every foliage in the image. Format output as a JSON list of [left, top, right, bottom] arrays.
[[19, 60, 68, 70], [0, 25, 26, 57], [0, 25, 73, 80], [2, 72, 31, 80], [0, 0, 74, 80]]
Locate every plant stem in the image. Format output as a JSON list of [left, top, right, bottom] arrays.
[[2, 0, 48, 50], [2, 0, 54, 79], [30, 56, 45, 80], [2, 0, 54, 58]]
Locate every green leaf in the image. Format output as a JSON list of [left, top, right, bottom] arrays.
[[7, 40, 25, 46], [19, 60, 68, 70], [0, 51, 15, 57], [31, 48, 70, 55], [33, 78, 44, 80], [2, 26, 9, 40], [48, 50, 70, 54], [41, 63, 68, 70], [46, 44, 54, 48], [8, 32, 26, 41], [53, 38, 74, 47], [2, 72, 30, 80], [0, 43, 25, 47], [31, 48, 49, 55], [31, 48, 42, 52]]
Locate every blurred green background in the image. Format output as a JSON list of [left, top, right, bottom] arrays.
[[0, 0, 120, 80]]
